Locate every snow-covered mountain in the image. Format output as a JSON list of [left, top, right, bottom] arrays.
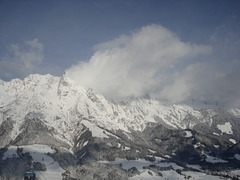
[[0, 74, 240, 179]]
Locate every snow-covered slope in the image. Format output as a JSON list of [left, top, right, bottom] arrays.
[[3, 144, 64, 179], [1, 73, 240, 180], [0, 73, 239, 148]]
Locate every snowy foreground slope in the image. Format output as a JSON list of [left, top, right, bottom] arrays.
[[0, 74, 240, 179], [3, 144, 64, 179]]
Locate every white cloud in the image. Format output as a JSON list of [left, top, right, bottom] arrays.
[[0, 38, 44, 79], [66, 25, 214, 102], [160, 60, 240, 107], [186, 61, 240, 107]]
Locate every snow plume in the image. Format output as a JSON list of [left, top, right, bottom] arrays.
[[0, 38, 44, 79], [66, 24, 239, 107]]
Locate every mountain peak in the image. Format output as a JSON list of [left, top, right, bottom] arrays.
[[0, 73, 240, 141], [1, 73, 240, 179]]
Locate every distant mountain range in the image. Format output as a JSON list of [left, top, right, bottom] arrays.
[[0, 74, 240, 179]]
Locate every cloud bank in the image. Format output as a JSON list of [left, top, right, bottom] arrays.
[[66, 24, 239, 107]]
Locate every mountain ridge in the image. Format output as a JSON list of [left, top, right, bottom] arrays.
[[1, 73, 240, 146], [0, 73, 240, 179]]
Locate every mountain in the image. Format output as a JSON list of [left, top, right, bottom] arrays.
[[0, 74, 240, 180]]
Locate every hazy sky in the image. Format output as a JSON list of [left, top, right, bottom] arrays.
[[0, 0, 240, 106]]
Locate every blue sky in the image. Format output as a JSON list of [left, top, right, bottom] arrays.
[[0, 0, 240, 106]]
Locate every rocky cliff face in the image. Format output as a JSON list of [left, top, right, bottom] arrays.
[[0, 74, 240, 179]]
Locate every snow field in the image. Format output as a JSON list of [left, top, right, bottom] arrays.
[[100, 157, 226, 180], [184, 130, 193, 137], [3, 144, 64, 180], [205, 154, 228, 163], [235, 154, 240, 160], [229, 138, 237, 144], [82, 120, 109, 138], [130, 170, 223, 180], [217, 122, 233, 134]]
